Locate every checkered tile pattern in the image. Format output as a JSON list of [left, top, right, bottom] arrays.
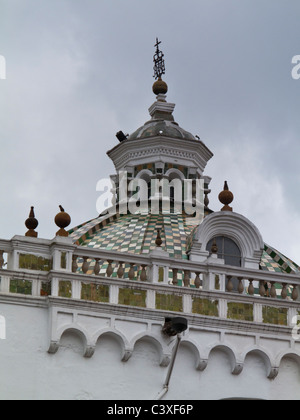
[[70, 212, 194, 259], [69, 212, 195, 281], [69, 215, 300, 281], [261, 244, 300, 274]]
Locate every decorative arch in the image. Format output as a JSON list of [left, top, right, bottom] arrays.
[[207, 344, 243, 375], [165, 168, 185, 181], [95, 329, 131, 362], [134, 170, 152, 201], [48, 325, 92, 358], [130, 333, 170, 367], [60, 326, 88, 345], [180, 339, 207, 371], [190, 211, 264, 268], [275, 351, 300, 372], [243, 347, 277, 379], [135, 169, 153, 181]]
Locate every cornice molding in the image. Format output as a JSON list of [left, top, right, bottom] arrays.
[[107, 136, 213, 174]]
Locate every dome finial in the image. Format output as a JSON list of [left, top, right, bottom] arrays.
[[152, 38, 168, 96], [218, 181, 234, 211]]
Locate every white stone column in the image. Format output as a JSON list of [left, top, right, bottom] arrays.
[[72, 280, 82, 300], [51, 277, 59, 297], [218, 299, 228, 319], [32, 279, 42, 297], [254, 303, 263, 323], [183, 294, 192, 314], [109, 285, 119, 304], [0, 276, 10, 293], [146, 290, 156, 309]]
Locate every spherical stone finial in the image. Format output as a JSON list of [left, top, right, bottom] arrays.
[[55, 205, 71, 237], [152, 77, 168, 96], [25, 206, 38, 238], [218, 181, 234, 212]]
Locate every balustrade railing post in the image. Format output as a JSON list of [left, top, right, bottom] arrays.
[[140, 265, 147, 282], [194, 272, 201, 289], [292, 285, 299, 301], [238, 277, 244, 294], [183, 270, 190, 287], [259, 281, 266, 297], [226, 276, 234, 293], [106, 260, 114, 277], [281, 283, 287, 300], [172, 268, 178, 286], [0, 251, 4, 269], [94, 258, 101, 275], [72, 255, 78, 273], [82, 257, 89, 274], [117, 262, 124, 279], [128, 263, 135, 280], [270, 282, 277, 299], [248, 279, 254, 296]]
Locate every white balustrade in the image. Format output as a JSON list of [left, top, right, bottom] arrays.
[[0, 236, 300, 329]]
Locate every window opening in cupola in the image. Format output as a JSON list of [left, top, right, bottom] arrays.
[[139, 172, 152, 200]]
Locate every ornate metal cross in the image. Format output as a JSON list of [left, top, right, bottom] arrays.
[[153, 38, 166, 80]]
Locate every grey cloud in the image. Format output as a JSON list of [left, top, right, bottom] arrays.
[[0, 0, 300, 262]]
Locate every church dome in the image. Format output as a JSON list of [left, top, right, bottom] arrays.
[[68, 210, 300, 281], [127, 119, 196, 141], [69, 212, 197, 281], [69, 212, 195, 260], [69, 39, 300, 283]]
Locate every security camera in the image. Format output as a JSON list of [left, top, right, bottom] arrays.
[[116, 131, 127, 142], [162, 317, 188, 337]]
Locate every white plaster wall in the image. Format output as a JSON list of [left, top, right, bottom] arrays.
[[0, 303, 300, 400]]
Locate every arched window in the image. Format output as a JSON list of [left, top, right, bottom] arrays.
[[168, 173, 182, 203], [206, 236, 241, 267], [138, 172, 151, 199], [206, 236, 241, 292]]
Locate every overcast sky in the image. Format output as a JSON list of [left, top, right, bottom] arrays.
[[1, 0, 300, 263]]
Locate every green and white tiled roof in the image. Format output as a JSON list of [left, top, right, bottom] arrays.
[[69, 213, 299, 274], [260, 244, 300, 274], [69, 212, 195, 260]]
